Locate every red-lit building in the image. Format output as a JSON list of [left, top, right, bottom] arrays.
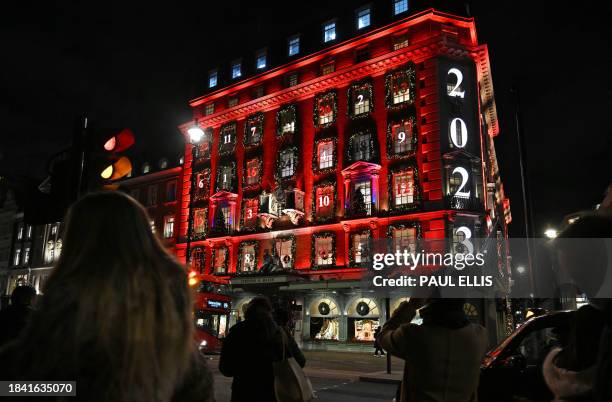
[[178, 6, 512, 345]]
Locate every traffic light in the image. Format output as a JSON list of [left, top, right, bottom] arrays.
[[96, 128, 134, 184]]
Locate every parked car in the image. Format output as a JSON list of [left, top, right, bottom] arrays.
[[479, 310, 574, 402]]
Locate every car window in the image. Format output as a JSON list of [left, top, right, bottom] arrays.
[[517, 327, 560, 366]]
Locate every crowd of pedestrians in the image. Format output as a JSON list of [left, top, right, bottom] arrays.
[[0, 188, 610, 402]]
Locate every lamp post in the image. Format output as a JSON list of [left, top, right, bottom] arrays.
[[185, 122, 205, 270]]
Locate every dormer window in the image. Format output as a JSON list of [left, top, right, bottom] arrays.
[[323, 21, 336, 43], [394, 0, 408, 15], [357, 7, 371, 29], [208, 69, 218, 88], [288, 35, 300, 56], [255, 49, 267, 70], [231, 60, 242, 79]]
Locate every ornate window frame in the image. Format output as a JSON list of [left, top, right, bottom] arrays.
[[276, 146, 299, 182], [347, 79, 374, 118], [313, 90, 338, 129], [237, 240, 259, 274], [215, 160, 237, 193], [313, 137, 337, 174], [386, 112, 418, 159], [243, 156, 263, 190], [349, 228, 372, 268], [194, 167, 211, 202], [218, 121, 237, 156], [387, 221, 422, 254], [384, 62, 416, 109], [276, 103, 299, 137], [346, 126, 377, 164], [240, 197, 260, 232], [312, 180, 337, 223], [311, 231, 336, 269], [194, 128, 213, 160], [211, 245, 229, 275], [191, 246, 206, 273], [274, 234, 297, 270], [244, 112, 264, 148], [388, 161, 421, 213], [192, 207, 208, 240]]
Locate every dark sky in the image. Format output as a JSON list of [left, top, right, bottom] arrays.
[[1, 0, 611, 239]]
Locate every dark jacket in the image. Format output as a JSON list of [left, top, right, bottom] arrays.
[[0, 305, 32, 347], [219, 319, 305, 402], [0, 341, 214, 402]]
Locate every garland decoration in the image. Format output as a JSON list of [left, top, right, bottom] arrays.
[[311, 231, 337, 269], [239, 197, 260, 232], [244, 112, 264, 148], [242, 156, 263, 191], [312, 137, 338, 175], [193, 168, 211, 202], [388, 161, 422, 213], [211, 245, 229, 275], [237, 240, 260, 274], [385, 62, 416, 110], [275, 145, 299, 183], [218, 121, 237, 156], [386, 112, 418, 159], [312, 180, 337, 223], [215, 160, 237, 193], [347, 79, 374, 119], [348, 229, 372, 268], [276, 103, 299, 138], [346, 126, 378, 164], [313, 90, 338, 129]]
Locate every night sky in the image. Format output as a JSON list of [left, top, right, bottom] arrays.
[[1, 0, 611, 240]]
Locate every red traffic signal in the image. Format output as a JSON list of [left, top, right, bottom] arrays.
[[103, 128, 134, 152]]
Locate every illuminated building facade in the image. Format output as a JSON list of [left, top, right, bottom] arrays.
[[178, 6, 512, 345]]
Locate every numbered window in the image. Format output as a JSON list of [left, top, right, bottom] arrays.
[[314, 183, 335, 221], [313, 233, 335, 267], [385, 64, 415, 108], [390, 225, 417, 254], [191, 247, 205, 273], [388, 117, 416, 156], [350, 131, 373, 162], [163, 215, 175, 239], [239, 241, 258, 272], [212, 246, 228, 274], [349, 81, 373, 117], [392, 170, 415, 207], [242, 198, 259, 230], [452, 225, 474, 254], [219, 122, 237, 155], [314, 91, 337, 127], [351, 231, 371, 265], [244, 157, 262, 187], [194, 169, 210, 201], [278, 148, 297, 179], [277, 104, 297, 136], [352, 180, 372, 215], [244, 113, 264, 147], [275, 236, 295, 269], [195, 129, 212, 159], [193, 208, 207, 237], [216, 162, 235, 192], [316, 140, 335, 170]]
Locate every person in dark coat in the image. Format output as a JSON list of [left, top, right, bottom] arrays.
[[373, 326, 385, 356], [0, 285, 36, 347], [0, 192, 214, 402], [220, 297, 305, 402]]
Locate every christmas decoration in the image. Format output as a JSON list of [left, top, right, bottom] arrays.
[[385, 62, 416, 110], [312, 137, 337, 174], [219, 121, 237, 156], [211, 246, 228, 275], [348, 229, 371, 267], [274, 234, 296, 269], [191, 246, 206, 273], [312, 180, 336, 223], [387, 222, 422, 248], [311, 231, 336, 269], [388, 161, 421, 213], [215, 160, 237, 193], [193, 168, 211, 202], [347, 79, 374, 119], [275, 146, 299, 182], [240, 197, 259, 232], [192, 207, 208, 240], [194, 128, 213, 160], [386, 112, 418, 159], [313, 90, 338, 129], [346, 126, 378, 164], [242, 156, 262, 190], [276, 103, 298, 137], [237, 240, 259, 274], [244, 112, 264, 148]]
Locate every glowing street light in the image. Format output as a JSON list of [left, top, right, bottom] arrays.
[[516, 265, 526, 275], [544, 228, 558, 239], [187, 125, 205, 144]]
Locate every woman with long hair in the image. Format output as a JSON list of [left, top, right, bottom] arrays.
[[0, 191, 213, 402]]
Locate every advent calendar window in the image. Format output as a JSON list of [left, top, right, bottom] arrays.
[[221, 206, 231, 229], [219, 122, 237, 155], [277, 104, 297, 136], [392, 170, 415, 207], [350, 231, 371, 265], [212, 247, 228, 274], [216, 162, 235, 192], [193, 208, 207, 237], [195, 128, 212, 159], [191, 246, 205, 273], [349, 80, 373, 117], [316, 139, 335, 170], [385, 63, 416, 108], [194, 169, 210, 201], [244, 157, 262, 187], [244, 113, 264, 147], [313, 233, 335, 267], [314, 183, 335, 222], [388, 117, 416, 156], [275, 236, 295, 269], [350, 131, 373, 162], [278, 148, 297, 179], [390, 225, 418, 254], [241, 198, 259, 230], [314, 91, 337, 127], [238, 241, 258, 272]]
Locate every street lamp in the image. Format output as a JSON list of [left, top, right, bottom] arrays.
[[185, 122, 205, 270], [516, 265, 526, 275], [544, 228, 558, 239]]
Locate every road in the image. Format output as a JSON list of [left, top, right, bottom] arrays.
[[206, 350, 402, 402]]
